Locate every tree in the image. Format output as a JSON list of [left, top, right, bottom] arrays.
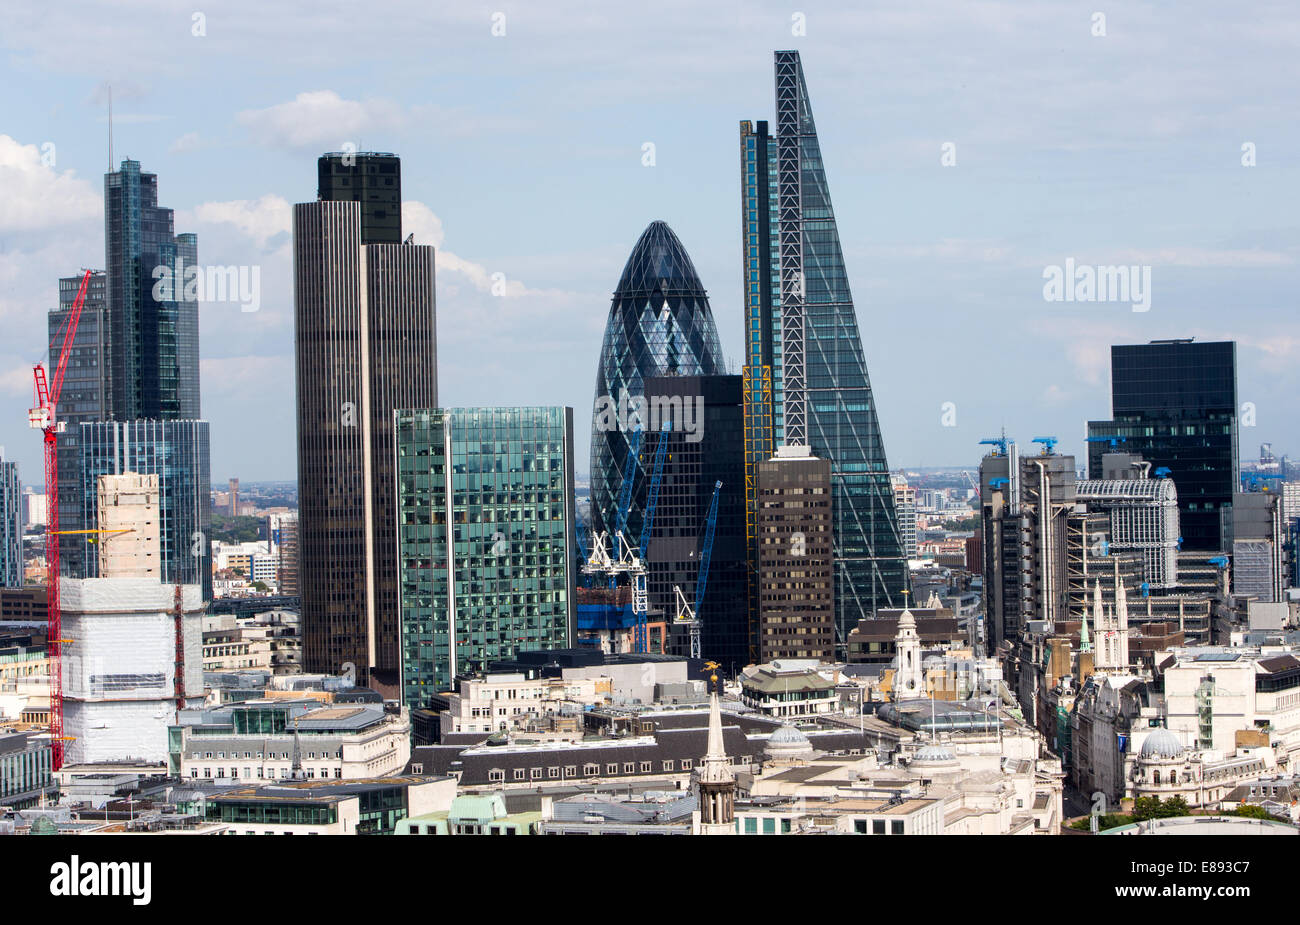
[[1131, 795, 1191, 822], [1130, 796, 1162, 822], [1231, 804, 1284, 821], [1155, 796, 1190, 818]]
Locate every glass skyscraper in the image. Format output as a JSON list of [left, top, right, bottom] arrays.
[[1087, 340, 1239, 551], [0, 450, 20, 589], [43, 160, 215, 599], [78, 419, 213, 599], [48, 271, 107, 580], [103, 160, 201, 421], [589, 221, 724, 546], [396, 407, 576, 707], [642, 375, 748, 671], [741, 51, 908, 651]]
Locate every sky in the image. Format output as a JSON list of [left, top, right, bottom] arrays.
[[1, 0, 1298, 485]]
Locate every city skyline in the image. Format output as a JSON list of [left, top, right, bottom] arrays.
[[4, 2, 1299, 486]]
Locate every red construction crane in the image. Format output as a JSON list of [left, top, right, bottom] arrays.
[[29, 268, 92, 770]]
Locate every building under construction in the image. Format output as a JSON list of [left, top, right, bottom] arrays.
[[60, 577, 204, 766], [575, 585, 668, 655]]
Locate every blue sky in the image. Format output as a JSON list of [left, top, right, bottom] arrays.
[[2, 0, 1297, 484]]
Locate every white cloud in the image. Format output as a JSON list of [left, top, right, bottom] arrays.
[[0, 134, 101, 233], [187, 195, 292, 249], [236, 91, 405, 150], [168, 131, 202, 154]]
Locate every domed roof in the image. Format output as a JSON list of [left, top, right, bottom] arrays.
[[1139, 728, 1185, 760], [589, 220, 725, 538], [765, 725, 814, 759], [912, 743, 957, 765]]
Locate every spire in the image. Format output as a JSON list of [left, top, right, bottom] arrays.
[[1079, 591, 1092, 653], [705, 690, 726, 766], [698, 663, 734, 785], [1115, 570, 1128, 625]]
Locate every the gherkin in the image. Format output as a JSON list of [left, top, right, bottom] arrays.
[[589, 221, 724, 543]]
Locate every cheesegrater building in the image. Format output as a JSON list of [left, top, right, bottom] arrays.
[[741, 51, 908, 656]]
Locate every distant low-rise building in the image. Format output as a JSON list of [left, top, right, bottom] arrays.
[[739, 660, 838, 718], [208, 775, 454, 835], [171, 698, 411, 782]]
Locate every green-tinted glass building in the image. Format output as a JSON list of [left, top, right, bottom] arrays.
[[396, 407, 576, 708]]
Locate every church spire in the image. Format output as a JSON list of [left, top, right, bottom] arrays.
[[1079, 590, 1092, 653], [699, 663, 734, 785], [693, 662, 737, 834]]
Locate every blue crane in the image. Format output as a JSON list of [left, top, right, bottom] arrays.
[[1245, 472, 1283, 491], [675, 480, 722, 661], [638, 428, 670, 560], [1031, 436, 1058, 455], [574, 517, 592, 587], [1154, 467, 1172, 478], [694, 481, 722, 622], [979, 437, 1009, 457], [1085, 435, 1127, 448], [614, 426, 644, 540]]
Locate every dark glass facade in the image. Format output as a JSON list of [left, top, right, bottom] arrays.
[[79, 419, 213, 599], [48, 271, 107, 579], [69, 160, 213, 601], [318, 152, 402, 245], [103, 161, 200, 421], [742, 51, 908, 651], [589, 221, 724, 547], [396, 408, 576, 707], [642, 375, 747, 672], [1088, 340, 1238, 551], [293, 185, 438, 687], [0, 455, 18, 589]]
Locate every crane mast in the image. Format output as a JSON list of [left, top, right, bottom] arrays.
[[29, 268, 92, 770]]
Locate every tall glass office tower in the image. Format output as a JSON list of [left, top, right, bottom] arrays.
[[396, 407, 576, 706], [589, 221, 724, 546], [741, 51, 908, 652], [48, 271, 107, 580], [1088, 340, 1239, 551], [53, 161, 214, 599], [0, 450, 20, 589], [103, 160, 201, 421]]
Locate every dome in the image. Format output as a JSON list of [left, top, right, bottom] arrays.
[[912, 743, 957, 766], [1139, 728, 1185, 760], [589, 221, 725, 538], [765, 725, 814, 759]]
